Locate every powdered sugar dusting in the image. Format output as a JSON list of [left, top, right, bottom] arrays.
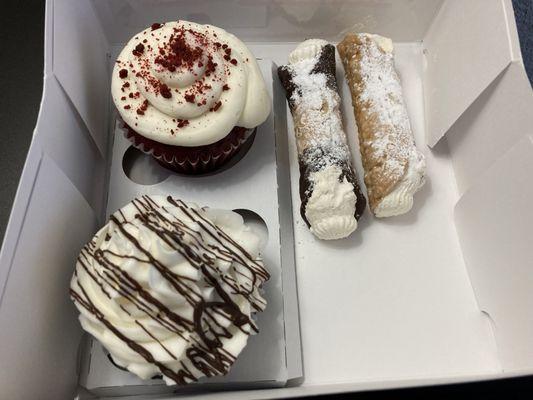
[[287, 54, 352, 172], [338, 33, 426, 215], [352, 34, 416, 181]]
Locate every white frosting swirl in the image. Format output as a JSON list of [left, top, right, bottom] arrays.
[[70, 196, 268, 385], [111, 21, 270, 147]]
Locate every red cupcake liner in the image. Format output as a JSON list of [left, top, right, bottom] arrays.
[[122, 123, 256, 175]]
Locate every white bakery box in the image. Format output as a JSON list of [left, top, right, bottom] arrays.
[[1, 0, 533, 399]]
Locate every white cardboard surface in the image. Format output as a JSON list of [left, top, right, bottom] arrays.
[[36, 77, 107, 214], [271, 62, 302, 383], [455, 135, 533, 373], [0, 137, 43, 304], [0, 154, 98, 400], [447, 62, 533, 195], [53, 0, 110, 155], [423, 0, 515, 146], [91, 0, 443, 44], [1, 1, 533, 399]]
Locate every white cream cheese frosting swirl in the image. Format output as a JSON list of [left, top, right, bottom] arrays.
[[70, 195, 269, 385], [111, 21, 270, 147]]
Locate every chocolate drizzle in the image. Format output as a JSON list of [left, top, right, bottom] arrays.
[[70, 195, 269, 385]]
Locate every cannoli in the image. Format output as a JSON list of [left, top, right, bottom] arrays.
[[278, 39, 366, 240], [337, 33, 426, 217]]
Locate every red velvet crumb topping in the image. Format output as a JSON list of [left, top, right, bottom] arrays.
[[160, 84, 172, 98]]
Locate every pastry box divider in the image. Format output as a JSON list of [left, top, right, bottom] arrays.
[[0, 1, 532, 399]]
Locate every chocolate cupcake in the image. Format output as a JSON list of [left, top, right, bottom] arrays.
[[111, 21, 271, 174], [70, 195, 269, 385]]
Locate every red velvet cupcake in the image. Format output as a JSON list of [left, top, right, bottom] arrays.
[[123, 123, 256, 174], [111, 21, 270, 174]]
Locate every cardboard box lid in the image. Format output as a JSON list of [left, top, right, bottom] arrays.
[[1, 1, 533, 399], [423, 0, 522, 147], [455, 134, 533, 373], [447, 62, 533, 195], [0, 153, 98, 399], [53, 0, 110, 155]]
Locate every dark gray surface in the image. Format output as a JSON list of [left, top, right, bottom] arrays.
[[0, 1, 44, 242], [513, 0, 533, 87], [0, 1, 532, 398]]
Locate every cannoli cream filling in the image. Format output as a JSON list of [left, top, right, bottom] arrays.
[[305, 165, 357, 240], [374, 151, 426, 218]]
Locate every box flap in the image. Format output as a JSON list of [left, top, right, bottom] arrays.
[[423, 0, 516, 146], [37, 77, 107, 215], [0, 154, 98, 399], [0, 142, 43, 302], [272, 63, 302, 382], [447, 62, 533, 195], [455, 135, 533, 372], [0, 0, 54, 300], [53, 0, 110, 155], [91, 0, 443, 44]]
